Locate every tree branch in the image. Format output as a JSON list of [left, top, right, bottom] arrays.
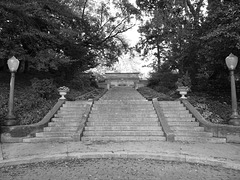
[[82, 0, 88, 20]]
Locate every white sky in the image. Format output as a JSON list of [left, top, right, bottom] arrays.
[[123, 0, 140, 47]]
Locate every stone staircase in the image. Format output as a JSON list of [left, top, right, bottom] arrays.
[[22, 86, 226, 143], [158, 101, 226, 143], [81, 87, 166, 142], [23, 101, 92, 143]]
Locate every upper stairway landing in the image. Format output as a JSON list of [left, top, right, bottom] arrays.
[[100, 86, 145, 101]]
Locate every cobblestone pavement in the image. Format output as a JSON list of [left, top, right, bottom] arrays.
[[1, 158, 240, 180]]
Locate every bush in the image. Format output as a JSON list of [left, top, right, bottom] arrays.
[[67, 73, 97, 90], [148, 71, 178, 92], [14, 90, 57, 125], [31, 78, 57, 99], [188, 94, 230, 124], [175, 72, 192, 89], [0, 84, 57, 125], [152, 85, 170, 94]]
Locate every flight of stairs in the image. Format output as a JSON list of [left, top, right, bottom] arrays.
[[22, 86, 226, 143], [81, 87, 166, 142], [23, 101, 92, 143], [158, 101, 226, 143]]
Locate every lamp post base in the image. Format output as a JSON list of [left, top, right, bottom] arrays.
[[229, 118, 240, 126], [2, 115, 18, 126], [229, 114, 240, 126]]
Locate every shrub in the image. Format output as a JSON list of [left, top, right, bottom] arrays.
[[68, 73, 97, 90], [148, 71, 178, 91], [14, 90, 56, 125], [0, 85, 57, 125], [175, 72, 192, 89], [188, 94, 230, 124], [31, 78, 57, 99], [152, 85, 170, 94]]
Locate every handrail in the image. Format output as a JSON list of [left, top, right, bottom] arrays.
[[152, 98, 175, 142], [74, 100, 94, 140], [181, 99, 240, 138]]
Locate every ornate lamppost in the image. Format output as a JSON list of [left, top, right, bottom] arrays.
[[225, 53, 240, 126], [3, 56, 20, 126]]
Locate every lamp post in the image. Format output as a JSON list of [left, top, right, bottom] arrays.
[[225, 53, 240, 126], [3, 56, 20, 126]]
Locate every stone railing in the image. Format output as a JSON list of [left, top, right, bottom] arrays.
[[182, 99, 240, 143]]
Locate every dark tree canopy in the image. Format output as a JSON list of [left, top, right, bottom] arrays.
[[136, 0, 240, 91], [0, 0, 139, 74]]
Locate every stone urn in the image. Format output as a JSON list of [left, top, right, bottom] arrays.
[[177, 86, 189, 99], [58, 86, 70, 100]]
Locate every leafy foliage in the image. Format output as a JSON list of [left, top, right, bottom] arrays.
[[175, 72, 191, 88], [31, 78, 57, 99], [0, 71, 100, 125], [136, 0, 240, 94], [0, 0, 139, 75], [188, 94, 232, 124], [148, 71, 178, 92], [14, 90, 56, 125], [0, 83, 57, 125]]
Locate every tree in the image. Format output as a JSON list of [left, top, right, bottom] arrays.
[[0, 0, 139, 75], [137, 0, 240, 93], [0, 0, 83, 72], [136, 0, 206, 75]]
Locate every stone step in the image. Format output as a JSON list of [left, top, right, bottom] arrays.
[[174, 131, 213, 137], [44, 127, 78, 132], [23, 137, 74, 143], [87, 117, 159, 122], [62, 104, 91, 108], [61, 104, 90, 107], [81, 136, 166, 142], [85, 126, 162, 131], [164, 114, 192, 118], [160, 107, 187, 111], [48, 122, 80, 127], [161, 110, 189, 114], [94, 101, 152, 105], [54, 114, 84, 118], [171, 126, 204, 131], [36, 132, 75, 137], [165, 117, 195, 122], [159, 101, 181, 104], [91, 107, 155, 111], [89, 114, 157, 118], [86, 121, 159, 126], [62, 105, 89, 108], [174, 136, 226, 143], [168, 121, 199, 126], [59, 108, 87, 112], [51, 117, 82, 121], [90, 112, 156, 116], [159, 103, 182, 107], [159, 104, 183, 107], [57, 111, 86, 115], [83, 130, 164, 136], [93, 104, 154, 108], [65, 101, 92, 104]]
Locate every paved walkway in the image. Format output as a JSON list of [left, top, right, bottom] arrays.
[[1, 141, 240, 170]]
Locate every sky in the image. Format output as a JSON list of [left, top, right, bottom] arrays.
[[122, 0, 140, 47]]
